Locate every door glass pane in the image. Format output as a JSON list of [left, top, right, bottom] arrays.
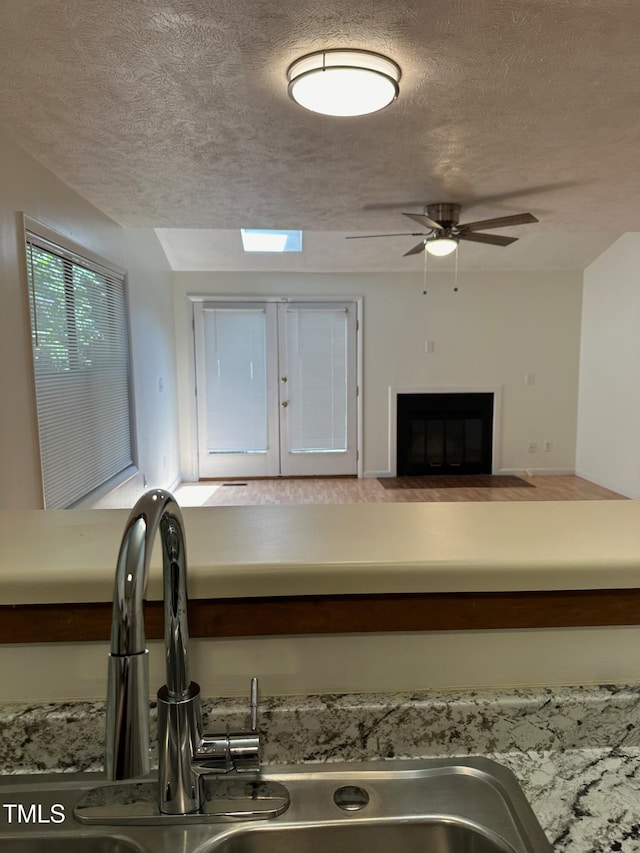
[[204, 309, 267, 453], [408, 418, 426, 466], [464, 418, 483, 464], [285, 308, 348, 452], [426, 419, 444, 467], [445, 418, 464, 466]]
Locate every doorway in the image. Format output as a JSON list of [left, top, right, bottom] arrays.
[[193, 300, 358, 478]]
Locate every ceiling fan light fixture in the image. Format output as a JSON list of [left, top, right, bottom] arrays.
[[287, 49, 400, 117], [425, 237, 458, 256]]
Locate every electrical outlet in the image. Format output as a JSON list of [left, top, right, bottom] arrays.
[[543, 441, 552, 452], [528, 441, 537, 453]]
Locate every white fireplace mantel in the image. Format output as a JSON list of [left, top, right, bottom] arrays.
[[386, 385, 503, 477]]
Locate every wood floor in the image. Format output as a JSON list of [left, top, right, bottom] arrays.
[[174, 475, 626, 507]]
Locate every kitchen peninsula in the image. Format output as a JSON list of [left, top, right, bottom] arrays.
[[2, 499, 640, 643], [2, 498, 640, 703]]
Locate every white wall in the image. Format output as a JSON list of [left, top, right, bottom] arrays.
[[576, 234, 640, 498], [119, 227, 181, 498], [0, 134, 180, 508], [173, 270, 583, 480]]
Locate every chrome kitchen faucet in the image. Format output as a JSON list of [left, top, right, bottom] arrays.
[[104, 488, 260, 815]]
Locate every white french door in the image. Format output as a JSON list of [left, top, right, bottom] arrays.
[[277, 303, 357, 475], [194, 300, 357, 478], [194, 302, 279, 477]]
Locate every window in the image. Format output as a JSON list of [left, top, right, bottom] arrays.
[[25, 222, 134, 508], [240, 229, 303, 252]]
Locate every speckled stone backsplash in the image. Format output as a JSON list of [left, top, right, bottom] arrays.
[[1, 684, 639, 775]]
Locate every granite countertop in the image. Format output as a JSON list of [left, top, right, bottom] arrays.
[[2, 684, 640, 851], [498, 748, 640, 851]]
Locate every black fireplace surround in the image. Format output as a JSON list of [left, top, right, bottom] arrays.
[[396, 392, 494, 476]]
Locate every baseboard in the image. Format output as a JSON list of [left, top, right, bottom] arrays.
[[167, 475, 183, 493], [499, 468, 575, 477], [574, 469, 636, 499]]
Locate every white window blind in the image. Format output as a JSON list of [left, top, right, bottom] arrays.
[[26, 230, 133, 509], [285, 307, 348, 452], [203, 308, 268, 453]]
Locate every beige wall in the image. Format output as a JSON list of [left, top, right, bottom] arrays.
[[577, 234, 640, 498], [0, 134, 180, 508], [2, 627, 640, 702], [173, 270, 583, 480]]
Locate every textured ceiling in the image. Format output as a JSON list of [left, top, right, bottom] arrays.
[[0, 0, 637, 270]]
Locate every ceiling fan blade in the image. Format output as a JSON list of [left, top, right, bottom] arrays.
[[459, 232, 518, 247], [346, 232, 426, 240], [403, 240, 427, 256], [458, 212, 538, 232], [402, 212, 444, 231], [362, 200, 431, 211]]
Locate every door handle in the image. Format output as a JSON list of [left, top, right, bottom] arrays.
[[281, 401, 288, 408]]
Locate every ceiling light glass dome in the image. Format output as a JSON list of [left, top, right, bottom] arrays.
[[426, 237, 458, 256], [287, 49, 401, 117]]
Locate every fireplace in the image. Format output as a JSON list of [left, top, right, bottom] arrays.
[[396, 392, 494, 476]]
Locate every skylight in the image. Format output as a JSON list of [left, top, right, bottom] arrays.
[[240, 229, 303, 253]]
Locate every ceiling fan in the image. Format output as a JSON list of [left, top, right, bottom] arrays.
[[346, 203, 538, 256]]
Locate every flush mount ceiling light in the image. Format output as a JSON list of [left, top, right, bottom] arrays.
[[287, 49, 401, 117], [425, 237, 458, 256]]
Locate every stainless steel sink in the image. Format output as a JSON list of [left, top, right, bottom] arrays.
[[3, 837, 145, 852], [204, 820, 517, 853], [0, 758, 552, 853]]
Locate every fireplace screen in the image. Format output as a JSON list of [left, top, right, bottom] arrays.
[[397, 393, 494, 476]]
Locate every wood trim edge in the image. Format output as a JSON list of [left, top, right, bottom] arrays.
[[1, 589, 640, 644]]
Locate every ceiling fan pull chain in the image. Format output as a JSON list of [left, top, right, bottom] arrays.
[[423, 242, 428, 293], [454, 240, 459, 292]]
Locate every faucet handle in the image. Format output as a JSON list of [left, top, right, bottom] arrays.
[[227, 731, 260, 773], [228, 676, 261, 773], [249, 676, 259, 732], [193, 677, 262, 776]]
